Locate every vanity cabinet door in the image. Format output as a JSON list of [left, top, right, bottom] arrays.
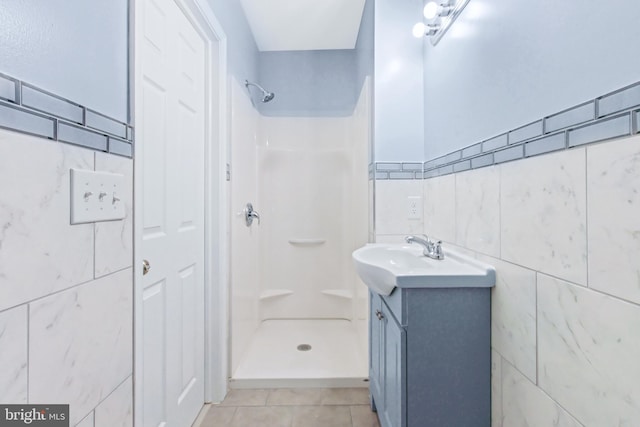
[[381, 304, 406, 427], [370, 292, 384, 409]]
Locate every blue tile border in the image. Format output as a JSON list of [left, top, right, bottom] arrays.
[[0, 73, 18, 103], [544, 102, 594, 134], [374, 161, 424, 179], [418, 80, 640, 181], [0, 102, 56, 139], [567, 114, 630, 147], [597, 82, 640, 118], [0, 73, 133, 158], [508, 121, 542, 145], [22, 84, 84, 124]]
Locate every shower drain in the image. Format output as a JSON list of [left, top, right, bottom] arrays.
[[297, 344, 312, 351]]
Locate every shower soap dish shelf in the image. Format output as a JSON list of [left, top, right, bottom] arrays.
[[259, 289, 293, 301], [288, 239, 326, 246], [321, 290, 353, 300]]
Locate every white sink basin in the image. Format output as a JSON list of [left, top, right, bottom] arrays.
[[352, 243, 496, 296]]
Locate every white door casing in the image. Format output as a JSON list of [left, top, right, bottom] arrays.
[[133, 0, 229, 425]]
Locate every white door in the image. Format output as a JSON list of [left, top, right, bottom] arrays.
[[137, 0, 207, 425]]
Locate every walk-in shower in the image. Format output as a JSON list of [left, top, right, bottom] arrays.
[[229, 77, 371, 388]]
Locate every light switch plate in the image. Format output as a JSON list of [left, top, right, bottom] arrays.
[[70, 168, 126, 224]]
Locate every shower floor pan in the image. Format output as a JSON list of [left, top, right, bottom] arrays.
[[231, 319, 368, 389]]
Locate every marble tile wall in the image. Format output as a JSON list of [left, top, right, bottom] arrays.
[[375, 133, 640, 426], [0, 128, 133, 427]]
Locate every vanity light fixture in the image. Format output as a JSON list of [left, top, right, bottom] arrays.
[[413, 0, 470, 45]]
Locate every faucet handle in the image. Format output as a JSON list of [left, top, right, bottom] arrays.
[[434, 240, 444, 259]]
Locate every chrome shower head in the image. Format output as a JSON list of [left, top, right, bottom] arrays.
[[262, 91, 275, 103], [245, 80, 275, 103]]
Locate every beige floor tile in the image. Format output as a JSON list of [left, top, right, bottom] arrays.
[[230, 406, 294, 427], [199, 406, 237, 426], [350, 405, 381, 427], [267, 388, 326, 406], [321, 388, 370, 406], [221, 389, 270, 406], [292, 405, 352, 427]]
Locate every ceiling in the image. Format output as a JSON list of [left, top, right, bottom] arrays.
[[239, 0, 367, 52]]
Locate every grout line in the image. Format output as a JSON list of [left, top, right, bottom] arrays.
[[26, 303, 30, 404], [0, 266, 133, 316], [499, 351, 504, 427], [535, 272, 539, 387], [584, 147, 590, 289], [501, 357, 584, 426]]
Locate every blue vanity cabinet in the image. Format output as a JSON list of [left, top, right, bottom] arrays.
[[369, 286, 491, 427]]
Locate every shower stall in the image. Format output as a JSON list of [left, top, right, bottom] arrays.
[[228, 77, 371, 388]]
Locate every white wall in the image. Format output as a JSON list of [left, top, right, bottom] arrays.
[[0, 129, 133, 426], [423, 0, 640, 159]]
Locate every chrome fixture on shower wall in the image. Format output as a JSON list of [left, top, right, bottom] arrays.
[[245, 80, 275, 103], [412, 0, 470, 45]]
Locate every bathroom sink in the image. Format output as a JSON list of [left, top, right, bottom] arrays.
[[352, 243, 495, 296]]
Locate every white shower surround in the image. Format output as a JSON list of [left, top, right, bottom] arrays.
[[229, 77, 370, 385]]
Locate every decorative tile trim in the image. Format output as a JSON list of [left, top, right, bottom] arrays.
[[494, 145, 523, 164], [568, 114, 631, 147], [424, 81, 640, 180], [374, 162, 423, 180], [0, 102, 56, 139], [544, 102, 595, 134], [462, 142, 482, 158], [524, 132, 566, 157], [508, 121, 542, 145], [483, 134, 507, 152], [0, 73, 133, 158], [22, 84, 84, 124], [0, 73, 18, 103], [597, 82, 640, 118]]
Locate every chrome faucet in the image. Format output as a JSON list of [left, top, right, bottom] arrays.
[[405, 235, 444, 260]]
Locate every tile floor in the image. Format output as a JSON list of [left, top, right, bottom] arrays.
[[195, 388, 381, 427]]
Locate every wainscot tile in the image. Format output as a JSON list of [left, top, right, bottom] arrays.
[[502, 360, 581, 427], [455, 167, 500, 257], [0, 130, 94, 311], [587, 135, 640, 304], [423, 174, 456, 243], [500, 148, 587, 285], [29, 269, 133, 425], [537, 274, 640, 426], [0, 306, 28, 403], [479, 256, 536, 382]]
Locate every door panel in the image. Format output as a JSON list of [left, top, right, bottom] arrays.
[[139, 0, 207, 425]]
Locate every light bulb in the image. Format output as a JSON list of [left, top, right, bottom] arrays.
[[423, 2, 438, 20], [412, 22, 426, 38]]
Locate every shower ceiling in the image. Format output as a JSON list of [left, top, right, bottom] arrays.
[[239, 0, 367, 51]]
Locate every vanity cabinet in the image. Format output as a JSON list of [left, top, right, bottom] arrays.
[[369, 286, 491, 427]]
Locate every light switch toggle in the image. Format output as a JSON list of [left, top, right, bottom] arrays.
[[70, 169, 126, 224]]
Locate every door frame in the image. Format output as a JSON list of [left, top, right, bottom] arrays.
[[132, 0, 229, 424]]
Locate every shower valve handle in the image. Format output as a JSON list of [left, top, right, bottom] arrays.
[[243, 202, 260, 227]]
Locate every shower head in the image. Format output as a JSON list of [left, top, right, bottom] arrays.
[[245, 80, 275, 103]]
